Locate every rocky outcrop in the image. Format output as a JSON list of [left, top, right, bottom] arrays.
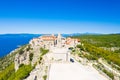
[[14, 38, 42, 71], [15, 50, 30, 71], [24, 54, 51, 80]]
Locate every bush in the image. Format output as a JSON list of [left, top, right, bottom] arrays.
[[72, 49, 75, 52], [68, 47, 73, 50], [39, 57, 43, 64], [103, 69, 114, 79], [43, 75, 47, 80], [19, 50, 24, 55], [76, 45, 84, 51], [26, 45, 31, 51], [19, 64, 24, 68], [29, 53, 34, 61], [84, 54, 98, 60], [18, 45, 28, 55], [40, 48, 49, 56]]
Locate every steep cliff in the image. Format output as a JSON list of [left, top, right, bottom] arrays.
[[15, 38, 45, 71]]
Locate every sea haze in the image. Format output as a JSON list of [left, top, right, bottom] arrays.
[[0, 34, 40, 57]]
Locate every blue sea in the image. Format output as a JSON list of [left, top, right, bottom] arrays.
[[0, 34, 72, 58], [0, 34, 40, 57]]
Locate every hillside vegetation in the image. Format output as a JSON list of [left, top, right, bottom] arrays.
[[0, 43, 49, 80], [0, 45, 26, 71], [77, 34, 120, 47], [0, 63, 33, 80], [72, 34, 120, 79], [0, 52, 16, 71], [74, 34, 120, 52], [74, 34, 120, 66]]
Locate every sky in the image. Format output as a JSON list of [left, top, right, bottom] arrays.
[[0, 0, 120, 34]]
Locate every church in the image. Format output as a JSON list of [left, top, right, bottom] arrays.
[[40, 33, 65, 48]]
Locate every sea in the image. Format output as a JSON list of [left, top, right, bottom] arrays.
[[0, 34, 40, 58]]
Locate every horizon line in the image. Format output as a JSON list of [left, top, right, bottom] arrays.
[[0, 32, 119, 35]]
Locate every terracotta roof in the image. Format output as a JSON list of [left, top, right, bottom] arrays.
[[41, 35, 56, 41]]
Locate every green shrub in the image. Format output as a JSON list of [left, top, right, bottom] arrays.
[[77, 45, 84, 51], [39, 57, 43, 64], [26, 45, 31, 51], [18, 45, 28, 55], [84, 54, 98, 60], [103, 69, 114, 79], [68, 47, 73, 50], [72, 49, 75, 52], [29, 53, 34, 61], [40, 48, 49, 56], [43, 75, 47, 80], [19, 64, 24, 68], [19, 50, 24, 55]]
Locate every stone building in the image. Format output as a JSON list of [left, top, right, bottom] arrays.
[[29, 34, 66, 49], [29, 34, 80, 49], [66, 37, 80, 47]]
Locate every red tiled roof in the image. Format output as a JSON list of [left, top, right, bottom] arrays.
[[41, 36, 56, 41]]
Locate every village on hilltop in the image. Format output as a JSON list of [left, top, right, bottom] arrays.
[[29, 33, 80, 49]]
